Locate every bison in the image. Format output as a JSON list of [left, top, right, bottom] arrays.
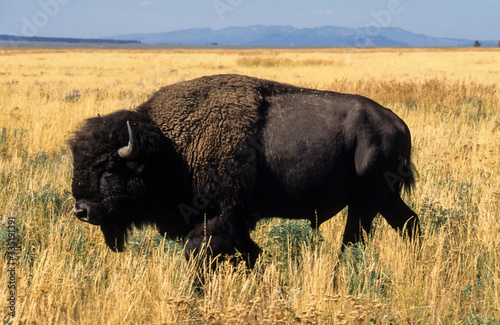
[[70, 74, 420, 268]]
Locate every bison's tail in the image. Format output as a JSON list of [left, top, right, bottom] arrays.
[[401, 154, 417, 196], [389, 129, 417, 196], [400, 124, 417, 196]]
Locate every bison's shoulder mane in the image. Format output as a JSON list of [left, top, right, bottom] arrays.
[[132, 74, 299, 225]]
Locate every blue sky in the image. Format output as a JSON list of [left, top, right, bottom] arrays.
[[0, 0, 499, 40]]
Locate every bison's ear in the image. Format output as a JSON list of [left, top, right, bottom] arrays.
[[118, 121, 140, 159]]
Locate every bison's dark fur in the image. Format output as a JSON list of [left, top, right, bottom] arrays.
[[70, 74, 420, 267]]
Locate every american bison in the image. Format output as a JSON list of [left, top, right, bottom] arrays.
[[70, 74, 420, 267]]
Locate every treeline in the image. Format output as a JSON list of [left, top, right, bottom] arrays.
[[0, 35, 140, 44]]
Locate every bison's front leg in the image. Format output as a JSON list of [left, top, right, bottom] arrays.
[[184, 218, 261, 270]]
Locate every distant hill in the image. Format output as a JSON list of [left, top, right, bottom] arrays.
[[110, 25, 498, 47], [0, 35, 140, 44]]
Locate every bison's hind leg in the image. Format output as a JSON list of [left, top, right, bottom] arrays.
[[379, 193, 421, 241]]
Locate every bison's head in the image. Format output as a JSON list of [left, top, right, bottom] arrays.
[[69, 110, 174, 251]]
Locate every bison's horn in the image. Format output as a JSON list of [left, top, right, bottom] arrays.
[[118, 121, 139, 159]]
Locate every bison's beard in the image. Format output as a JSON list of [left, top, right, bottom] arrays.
[[100, 224, 127, 252]]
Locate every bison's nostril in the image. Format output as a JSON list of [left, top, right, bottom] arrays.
[[74, 208, 88, 221]]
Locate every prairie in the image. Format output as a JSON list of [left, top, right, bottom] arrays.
[[0, 48, 499, 324]]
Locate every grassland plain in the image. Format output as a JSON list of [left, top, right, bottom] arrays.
[[0, 48, 499, 324]]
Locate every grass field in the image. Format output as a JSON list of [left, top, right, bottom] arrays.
[[0, 48, 499, 324]]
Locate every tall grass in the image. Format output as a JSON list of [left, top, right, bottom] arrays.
[[0, 48, 499, 324]]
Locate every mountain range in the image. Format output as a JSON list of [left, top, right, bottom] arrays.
[[110, 25, 498, 47]]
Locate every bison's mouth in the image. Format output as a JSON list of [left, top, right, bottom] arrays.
[[73, 200, 128, 252], [73, 208, 97, 225], [73, 201, 102, 225]]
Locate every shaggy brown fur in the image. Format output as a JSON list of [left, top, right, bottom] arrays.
[[142, 75, 271, 217], [136, 75, 293, 265]]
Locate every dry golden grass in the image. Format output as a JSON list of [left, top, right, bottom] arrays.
[[0, 48, 499, 324]]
